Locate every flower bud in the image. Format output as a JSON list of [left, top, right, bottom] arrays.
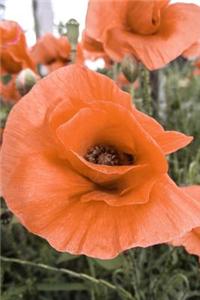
[[66, 18, 79, 50], [16, 69, 39, 96], [121, 54, 139, 83]]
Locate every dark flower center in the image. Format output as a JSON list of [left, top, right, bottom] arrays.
[[84, 144, 134, 166]]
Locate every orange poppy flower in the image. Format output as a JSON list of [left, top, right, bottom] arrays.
[[31, 33, 84, 73], [30, 33, 71, 68], [1, 65, 200, 259], [85, 0, 200, 70], [0, 20, 35, 74], [172, 186, 200, 257]]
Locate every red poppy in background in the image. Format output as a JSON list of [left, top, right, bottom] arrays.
[[172, 186, 200, 257], [0, 20, 35, 74], [0, 75, 21, 103], [1, 65, 200, 259], [31, 33, 84, 73], [0, 20, 35, 102], [85, 0, 200, 70]]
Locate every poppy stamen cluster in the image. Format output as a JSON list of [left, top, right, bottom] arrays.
[[84, 144, 134, 166]]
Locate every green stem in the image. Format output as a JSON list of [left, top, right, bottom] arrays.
[[112, 62, 120, 81], [70, 47, 76, 64], [87, 258, 99, 300], [1, 256, 134, 300], [129, 83, 135, 100], [140, 66, 153, 116]]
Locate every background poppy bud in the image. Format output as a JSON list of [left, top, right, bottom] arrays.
[[15, 68, 39, 96], [66, 18, 79, 50], [121, 54, 139, 83]]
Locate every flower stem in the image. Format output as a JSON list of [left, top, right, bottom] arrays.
[[129, 83, 135, 100], [1, 256, 135, 300], [140, 66, 153, 116], [70, 47, 76, 64], [112, 62, 120, 81]]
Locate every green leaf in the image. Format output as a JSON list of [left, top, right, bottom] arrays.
[[37, 282, 88, 291], [0, 74, 12, 85]]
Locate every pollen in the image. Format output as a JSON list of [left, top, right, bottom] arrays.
[[84, 144, 134, 166]]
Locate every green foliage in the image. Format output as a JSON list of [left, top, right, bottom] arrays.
[[1, 60, 200, 300]]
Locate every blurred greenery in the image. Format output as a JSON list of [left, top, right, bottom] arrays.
[[1, 59, 200, 300]]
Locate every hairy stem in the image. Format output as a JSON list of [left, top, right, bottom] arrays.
[[140, 66, 153, 116]]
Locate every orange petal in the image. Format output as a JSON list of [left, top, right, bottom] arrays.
[[80, 171, 158, 206], [86, 0, 129, 41], [3, 153, 94, 227], [9, 175, 200, 259], [82, 31, 105, 58], [52, 65, 132, 111], [182, 40, 200, 58], [154, 131, 193, 155], [133, 109, 164, 137], [31, 33, 60, 65], [126, 1, 169, 35], [56, 105, 135, 155], [172, 229, 200, 257], [133, 109, 193, 154], [171, 185, 200, 257]]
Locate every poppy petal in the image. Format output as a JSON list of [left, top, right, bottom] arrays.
[[182, 40, 200, 58], [9, 175, 200, 259], [133, 109, 164, 137], [133, 109, 193, 154], [3, 153, 94, 226], [86, 0, 129, 41], [172, 229, 200, 257], [80, 173, 158, 206], [154, 131, 193, 155], [171, 185, 200, 257]]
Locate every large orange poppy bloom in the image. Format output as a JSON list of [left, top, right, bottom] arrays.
[[172, 186, 200, 257], [1, 65, 200, 258], [31, 33, 83, 73], [85, 0, 200, 70], [0, 20, 35, 74]]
